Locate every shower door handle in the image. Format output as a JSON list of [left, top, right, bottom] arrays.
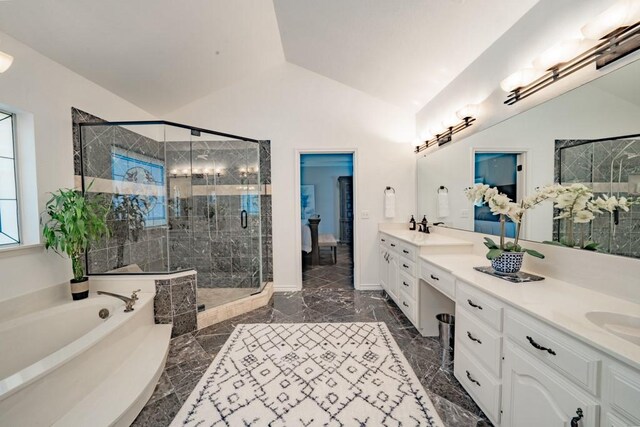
[[240, 210, 248, 229]]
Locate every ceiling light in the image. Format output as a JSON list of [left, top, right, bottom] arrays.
[[533, 39, 592, 70], [0, 51, 14, 73], [581, 0, 640, 40], [456, 104, 480, 120], [500, 68, 542, 92]]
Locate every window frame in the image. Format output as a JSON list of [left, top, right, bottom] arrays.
[[0, 110, 21, 247]]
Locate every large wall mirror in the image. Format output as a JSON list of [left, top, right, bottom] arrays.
[[418, 57, 640, 259]]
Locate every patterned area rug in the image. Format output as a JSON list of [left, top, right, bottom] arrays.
[[171, 322, 444, 426]]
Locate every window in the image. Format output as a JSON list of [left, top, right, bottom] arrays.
[[0, 111, 19, 246]]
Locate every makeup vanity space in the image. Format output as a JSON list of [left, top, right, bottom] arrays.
[[379, 226, 640, 427]]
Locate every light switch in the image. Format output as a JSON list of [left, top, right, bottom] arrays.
[[460, 209, 469, 218], [361, 210, 370, 219]]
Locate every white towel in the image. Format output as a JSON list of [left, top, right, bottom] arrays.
[[301, 223, 312, 253], [437, 192, 450, 218], [384, 192, 395, 218]]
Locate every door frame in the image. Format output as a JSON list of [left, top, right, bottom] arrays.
[[470, 147, 530, 239], [294, 148, 359, 290]]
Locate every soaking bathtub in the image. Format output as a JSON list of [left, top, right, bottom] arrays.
[[0, 289, 171, 426]]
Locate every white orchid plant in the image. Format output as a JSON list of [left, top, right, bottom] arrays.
[[542, 183, 636, 250], [465, 184, 546, 260]]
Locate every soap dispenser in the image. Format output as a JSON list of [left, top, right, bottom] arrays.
[[409, 215, 416, 231]]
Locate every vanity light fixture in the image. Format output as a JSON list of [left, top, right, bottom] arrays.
[[502, 1, 640, 105], [0, 50, 13, 73], [415, 115, 476, 153]]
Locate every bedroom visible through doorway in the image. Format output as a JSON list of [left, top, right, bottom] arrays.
[[300, 153, 354, 289]]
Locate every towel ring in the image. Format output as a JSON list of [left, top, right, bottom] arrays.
[[384, 186, 395, 194], [437, 185, 448, 194]]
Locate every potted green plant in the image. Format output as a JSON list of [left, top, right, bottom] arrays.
[[465, 183, 546, 274], [42, 186, 110, 300]]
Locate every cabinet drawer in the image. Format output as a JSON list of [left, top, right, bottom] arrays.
[[398, 243, 418, 263], [378, 234, 395, 249], [398, 258, 415, 276], [398, 271, 417, 301], [397, 289, 416, 323], [605, 362, 640, 424], [456, 281, 503, 332], [505, 309, 601, 395], [455, 344, 502, 424], [456, 307, 502, 377], [420, 260, 455, 299]]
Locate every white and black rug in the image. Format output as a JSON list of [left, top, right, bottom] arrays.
[[171, 323, 444, 426]]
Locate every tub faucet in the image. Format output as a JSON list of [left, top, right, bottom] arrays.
[[97, 289, 140, 312]]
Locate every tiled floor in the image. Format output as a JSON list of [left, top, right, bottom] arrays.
[[302, 243, 354, 290], [133, 287, 490, 427]]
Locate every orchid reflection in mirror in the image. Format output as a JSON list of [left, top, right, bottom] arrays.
[[465, 184, 546, 273], [541, 183, 638, 251]]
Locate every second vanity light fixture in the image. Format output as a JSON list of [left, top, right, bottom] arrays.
[[502, 0, 640, 105], [415, 103, 479, 153]]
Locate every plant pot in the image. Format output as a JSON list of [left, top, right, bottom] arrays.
[[70, 277, 89, 300], [491, 252, 525, 274]]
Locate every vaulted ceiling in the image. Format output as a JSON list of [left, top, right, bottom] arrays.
[[0, 0, 538, 115]]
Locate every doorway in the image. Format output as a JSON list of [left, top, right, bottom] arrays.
[[299, 153, 354, 289], [473, 151, 525, 238]]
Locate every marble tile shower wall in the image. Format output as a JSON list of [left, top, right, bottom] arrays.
[[555, 138, 640, 257], [72, 108, 168, 273]]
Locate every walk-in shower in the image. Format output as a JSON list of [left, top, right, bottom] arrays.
[[78, 119, 268, 311]]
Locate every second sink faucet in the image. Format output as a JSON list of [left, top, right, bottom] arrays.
[[418, 215, 430, 234], [97, 289, 141, 312]]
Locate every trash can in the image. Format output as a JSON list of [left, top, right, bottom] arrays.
[[436, 313, 455, 371]]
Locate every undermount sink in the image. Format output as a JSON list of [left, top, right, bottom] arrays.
[[585, 311, 640, 345]]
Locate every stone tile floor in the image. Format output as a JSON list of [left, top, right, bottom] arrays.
[[302, 243, 354, 290], [133, 287, 490, 426]]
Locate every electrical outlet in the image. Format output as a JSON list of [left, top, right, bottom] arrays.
[[460, 209, 469, 218], [361, 210, 370, 219]]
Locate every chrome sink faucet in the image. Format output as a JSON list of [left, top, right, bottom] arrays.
[[97, 289, 141, 312]]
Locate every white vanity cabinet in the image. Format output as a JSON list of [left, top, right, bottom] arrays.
[[451, 280, 640, 427]]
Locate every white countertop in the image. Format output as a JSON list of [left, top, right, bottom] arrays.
[[419, 252, 640, 371], [379, 229, 473, 248]]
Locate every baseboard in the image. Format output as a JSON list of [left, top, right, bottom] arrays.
[[356, 283, 383, 291], [273, 283, 301, 293]]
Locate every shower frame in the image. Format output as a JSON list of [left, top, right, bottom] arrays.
[[78, 119, 266, 297]]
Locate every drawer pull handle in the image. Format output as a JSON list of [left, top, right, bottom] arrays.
[[467, 299, 483, 310], [381, 238, 386, 242], [526, 336, 556, 355], [430, 274, 439, 281], [465, 370, 481, 387], [403, 264, 409, 269], [467, 332, 482, 344], [390, 243, 396, 247], [402, 302, 409, 307], [403, 281, 409, 287], [403, 249, 409, 254]]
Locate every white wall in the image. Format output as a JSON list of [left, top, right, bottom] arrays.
[[0, 31, 155, 302], [301, 164, 352, 236], [418, 76, 640, 242], [167, 63, 416, 290]]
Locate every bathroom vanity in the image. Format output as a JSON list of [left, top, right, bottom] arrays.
[[378, 227, 640, 427]]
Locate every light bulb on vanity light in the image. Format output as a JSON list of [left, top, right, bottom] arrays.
[[456, 104, 480, 120], [533, 39, 593, 70], [441, 115, 458, 130], [500, 68, 542, 92], [581, 0, 640, 40], [0, 50, 14, 73]]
